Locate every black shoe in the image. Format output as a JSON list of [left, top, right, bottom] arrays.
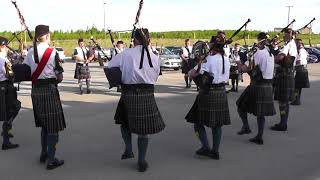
[[249, 136, 264, 145], [87, 89, 91, 94], [1, 131, 14, 138], [138, 161, 149, 172], [2, 143, 19, 150], [209, 151, 220, 160], [237, 128, 252, 135], [46, 158, 64, 170], [40, 153, 48, 163], [195, 148, 211, 157], [290, 100, 300, 106], [121, 151, 134, 160], [270, 124, 287, 131]]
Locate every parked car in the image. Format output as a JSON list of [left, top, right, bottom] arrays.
[[305, 47, 320, 63], [94, 48, 112, 61], [156, 47, 182, 70], [165, 46, 182, 55], [55, 47, 66, 62]]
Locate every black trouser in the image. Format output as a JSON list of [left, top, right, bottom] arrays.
[[41, 128, 59, 163], [231, 78, 239, 91], [238, 109, 265, 139]]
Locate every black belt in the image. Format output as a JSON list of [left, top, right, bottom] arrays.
[[33, 78, 57, 87], [77, 63, 88, 66], [122, 84, 154, 92], [209, 83, 225, 88], [254, 79, 273, 84]]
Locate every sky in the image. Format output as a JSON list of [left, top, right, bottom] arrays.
[[1, 0, 319, 33]]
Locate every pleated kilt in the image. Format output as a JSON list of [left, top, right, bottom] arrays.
[[185, 84, 231, 128], [237, 80, 276, 117], [114, 84, 165, 135], [0, 80, 21, 122], [229, 65, 240, 79], [274, 68, 295, 102], [31, 79, 66, 134], [74, 63, 91, 79], [295, 65, 310, 89]]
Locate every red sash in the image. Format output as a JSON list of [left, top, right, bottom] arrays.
[[31, 48, 53, 84]]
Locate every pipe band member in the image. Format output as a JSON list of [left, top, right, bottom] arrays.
[[180, 39, 194, 88], [108, 28, 165, 172], [0, 36, 21, 150], [185, 37, 231, 160], [236, 32, 276, 145], [24, 25, 66, 170], [291, 38, 310, 105], [271, 28, 297, 132], [73, 38, 94, 95]]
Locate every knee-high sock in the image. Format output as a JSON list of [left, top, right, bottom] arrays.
[[86, 79, 91, 90], [257, 116, 265, 139], [2, 122, 10, 145], [184, 75, 189, 86], [279, 101, 289, 126], [41, 128, 48, 155], [47, 133, 59, 163], [296, 88, 302, 102], [120, 126, 132, 153], [194, 124, 209, 150], [211, 127, 222, 153], [138, 135, 148, 163], [238, 108, 250, 129], [235, 78, 239, 91], [78, 79, 83, 91], [231, 79, 235, 89]]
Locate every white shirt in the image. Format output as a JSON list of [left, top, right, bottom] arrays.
[[195, 54, 230, 84], [0, 54, 8, 81], [73, 46, 89, 64], [181, 46, 193, 58], [108, 45, 160, 85], [224, 45, 231, 57], [280, 39, 297, 57], [253, 48, 274, 80], [230, 50, 241, 66], [294, 48, 308, 66], [24, 42, 57, 79]]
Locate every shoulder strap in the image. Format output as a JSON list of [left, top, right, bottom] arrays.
[[31, 48, 54, 84]]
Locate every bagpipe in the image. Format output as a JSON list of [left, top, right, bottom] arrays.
[[295, 18, 316, 47], [104, 0, 145, 89], [7, 0, 32, 83]]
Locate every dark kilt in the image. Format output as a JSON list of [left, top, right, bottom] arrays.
[[114, 84, 165, 135], [31, 79, 66, 134], [229, 65, 240, 79], [274, 68, 295, 102], [185, 85, 231, 128], [295, 65, 310, 89], [237, 80, 276, 117], [181, 59, 196, 74], [74, 63, 91, 79], [0, 81, 21, 122]]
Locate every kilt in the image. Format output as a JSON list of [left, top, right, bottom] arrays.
[[237, 80, 276, 117], [0, 81, 21, 122], [229, 65, 240, 79], [74, 63, 91, 79], [274, 68, 295, 102], [31, 79, 66, 134], [185, 84, 231, 128], [295, 65, 310, 89], [114, 84, 165, 135], [181, 59, 196, 74]]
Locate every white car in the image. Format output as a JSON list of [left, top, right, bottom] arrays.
[[156, 47, 182, 70], [55, 47, 66, 62], [95, 48, 112, 61]]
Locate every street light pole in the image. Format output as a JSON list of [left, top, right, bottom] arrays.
[[286, 5, 293, 25], [104, 1, 106, 47]]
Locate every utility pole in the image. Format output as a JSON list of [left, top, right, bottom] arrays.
[[286, 5, 293, 25]]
